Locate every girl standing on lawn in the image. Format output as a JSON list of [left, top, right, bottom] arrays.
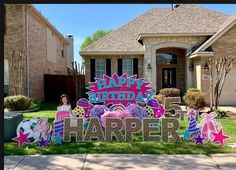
[[57, 94, 78, 127], [57, 94, 72, 112]]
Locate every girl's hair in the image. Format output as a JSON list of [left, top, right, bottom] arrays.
[[60, 94, 71, 105]]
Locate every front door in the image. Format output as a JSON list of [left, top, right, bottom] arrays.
[[162, 68, 176, 88]]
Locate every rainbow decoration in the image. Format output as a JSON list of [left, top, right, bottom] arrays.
[[110, 104, 126, 112]]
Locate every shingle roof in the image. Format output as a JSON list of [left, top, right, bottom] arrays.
[[143, 5, 228, 34], [191, 13, 236, 55], [80, 5, 228, 54]]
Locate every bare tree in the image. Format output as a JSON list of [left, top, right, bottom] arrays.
[[71, 61, 85, 100], [208, 55, 236, 110], [72, 61, 79, 100], [8, 47, 25, 95]]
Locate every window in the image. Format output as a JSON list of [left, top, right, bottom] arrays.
[[123, 59, 133, 76], [157, 53, 177, 64], [95, 59, 106, 78]]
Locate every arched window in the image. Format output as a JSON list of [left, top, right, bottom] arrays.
[[157, 53, 177, 64]]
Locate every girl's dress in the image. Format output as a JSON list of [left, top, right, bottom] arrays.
[[57, 105, 71, 112], [57, 105, 77, 126]]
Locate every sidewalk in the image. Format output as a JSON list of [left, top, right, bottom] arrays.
[[4, 154, 236, 170]]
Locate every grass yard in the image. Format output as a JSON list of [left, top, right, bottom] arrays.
[[4, 104, 236, 155]]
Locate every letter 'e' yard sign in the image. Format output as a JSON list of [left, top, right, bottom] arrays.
[[12, 73, 230, 147]]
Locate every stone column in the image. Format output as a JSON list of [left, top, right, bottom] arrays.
[[186, 59, 193, 88], [151, 45, 157, 91], [144, 43, 156, 90]]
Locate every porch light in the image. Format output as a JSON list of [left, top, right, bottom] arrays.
[[204, 63, 209, 72], [147, 63, 152, 70], [204, 62, 209, 72], [188, 63, 194, 71]]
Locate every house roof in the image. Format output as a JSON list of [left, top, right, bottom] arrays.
[[80, 8, 171, 55], [80, 5, 228, 55], [191, 13, 236, 56], [140, 5, 227, 35]]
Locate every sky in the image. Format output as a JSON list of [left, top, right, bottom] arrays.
[[34, 4, 236, 64]]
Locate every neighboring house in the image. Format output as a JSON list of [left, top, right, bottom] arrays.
[[80, 4, 236, 106], [4, 4, 72, 101], [66, 34, 74, 69]]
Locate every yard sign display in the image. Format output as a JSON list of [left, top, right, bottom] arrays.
[[12, 73, 230, 147]]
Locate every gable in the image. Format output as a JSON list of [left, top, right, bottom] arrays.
[[212, 24, 236, 55]]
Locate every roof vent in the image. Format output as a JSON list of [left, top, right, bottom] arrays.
[[174, 4, 180, 8], [66, 34, 73, 38]]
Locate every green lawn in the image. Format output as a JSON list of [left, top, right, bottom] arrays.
[[4, 105, 236, 155]]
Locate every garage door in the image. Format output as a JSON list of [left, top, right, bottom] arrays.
[[219, 65, 236, 106]]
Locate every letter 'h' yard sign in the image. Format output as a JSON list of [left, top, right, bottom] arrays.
[[12, 73, 230, 147]]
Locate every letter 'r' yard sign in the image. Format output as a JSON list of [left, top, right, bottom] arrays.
[[12, 73, 230, 147]]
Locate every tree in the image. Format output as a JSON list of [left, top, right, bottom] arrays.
[[80, 29, 112, 50], [71, 61, 85, 100], [8, 47, 25, 95], [208, 55, 236, 110]]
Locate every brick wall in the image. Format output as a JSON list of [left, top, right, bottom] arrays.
[[191, 25, 236, 106], [211, 25, 236, 105], [4, 5, 28, 96], [4, 4, 69, 101]]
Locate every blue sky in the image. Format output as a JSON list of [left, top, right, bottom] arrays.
[[34, 4, 236, 64]]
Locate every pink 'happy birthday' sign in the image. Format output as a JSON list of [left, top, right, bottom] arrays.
[[87, 73, 154, 106]]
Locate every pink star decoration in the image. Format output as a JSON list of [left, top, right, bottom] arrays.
[[211, 128, 230, 146], [12, 130, 30, 147]]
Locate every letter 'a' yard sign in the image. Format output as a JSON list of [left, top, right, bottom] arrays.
[[12, 73, 230, 147]]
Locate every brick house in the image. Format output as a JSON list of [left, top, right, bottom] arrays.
[[80, 4, 236, 106], [4, 4, 72, 101]]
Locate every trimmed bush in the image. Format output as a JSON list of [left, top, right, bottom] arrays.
[[4, 95, 33, 111], [154, 88, 180, 103], [184, 91, 206, 110], [159, 88, 180, 97]]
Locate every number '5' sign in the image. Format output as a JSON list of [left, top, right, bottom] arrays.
[[164, 97, 185, 120]]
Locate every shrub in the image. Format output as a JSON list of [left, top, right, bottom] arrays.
[[4, 95, 33, 111], [154, 88, 180, 103], [159, 88, 180, 97], [184, 91, 206, 110], [28, 102, 40, 110], [183, 88, 200, 101], [216, 109, 227, 118], [186, 88, 200, 93]]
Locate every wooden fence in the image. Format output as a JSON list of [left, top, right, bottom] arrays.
[[44, 74, 86, 103]]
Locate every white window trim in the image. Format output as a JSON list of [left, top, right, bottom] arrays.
[[122, 58, 133, 76], [95, 59, 106, 78]]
